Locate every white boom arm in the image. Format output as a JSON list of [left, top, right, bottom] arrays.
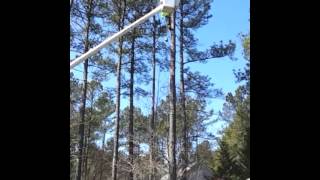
[[70, 0, 180, 69], [71, 4, 167, 69]]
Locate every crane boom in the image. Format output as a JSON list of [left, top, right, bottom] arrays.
[[70, 4, 165, 69]]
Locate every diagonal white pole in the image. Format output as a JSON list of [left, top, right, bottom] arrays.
[[70, 4, 165, 69]]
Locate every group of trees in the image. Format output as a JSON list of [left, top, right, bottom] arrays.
[[181, 33, 250, 180], [70, 0, 248, 180], [210, 33, 250, 179]]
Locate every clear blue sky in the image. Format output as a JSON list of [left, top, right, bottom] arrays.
[[192, 0, 250, 143], [70, 0, 250, 149]]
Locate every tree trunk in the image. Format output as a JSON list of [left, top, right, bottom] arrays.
[[92, 151, 100, 180], [82, 130, 87, 179], [168, 11, 177, 180], [76, 0, 93, 177], [84, 93, 94, 180], [84, 124, 91, 180], [77, 56, 89, 180], [179, 3, 188, 180], [100, 127, 107, 180], [129, 33, 135, 180], [112, 43, 123, 180], [77, 58, 88, 180], [196, 132, 199, 162], [112, 2, 126, 180], [149, 15, 157, 180]]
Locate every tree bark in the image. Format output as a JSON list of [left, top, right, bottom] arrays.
[[77, 57, 88, 180], [168, 11, 177, 180], [99, 127, 107, 180], [128, 32, 135, 180], [149, 15, 157, 180], [76, 1, 93, 179], [112, 2, 126, 180], [84, 93, 94, 180], [179, 3, 188, 180], [111, 43, 123, 180], [84, 124, 91, 180]]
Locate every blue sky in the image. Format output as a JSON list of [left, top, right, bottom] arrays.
[[71, 0, 250, 149], [192, 0, 250, 142]]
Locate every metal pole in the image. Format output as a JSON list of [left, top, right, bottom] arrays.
[[70, 4, 165, 69]]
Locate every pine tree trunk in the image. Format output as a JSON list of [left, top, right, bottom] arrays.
[[76, 0, 93, 177], [84, 94, 94, 180], [168, 11, 177, 180], [112, 2, 126, 180], [128, 34, 135, 180], [99, 127, 107, 180], [111, 43, 122, 180], [84, 124, 91, 180], [77, 58, 88, 180], [179, 3, 188, 179], [149, 15, 157, 180], [92, 152, 100, 180], [82, 135, 87, 179]]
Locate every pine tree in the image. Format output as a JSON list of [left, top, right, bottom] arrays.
[[101, 1, 128, 179], [214, 139, 234, 179], [176, 1, 236, 178], [213, 33, 250, 180], [168, 10, 177, 180], [126, 1, 152, 178], [70, 0, 105, 179], [149, 14, 157, 180]]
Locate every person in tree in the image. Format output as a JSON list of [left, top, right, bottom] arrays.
[[160, 10, 172, 30]]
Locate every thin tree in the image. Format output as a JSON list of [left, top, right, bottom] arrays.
[[112, 1, 127, 179], [128, 28, 135, 180], [149, 14, 157, 180], [100, 126, 107, 180], [168, 10, 177, 180], [177, 1, 236, 178], [178, 1, 188, 179], [75, 0, 94, 179]]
